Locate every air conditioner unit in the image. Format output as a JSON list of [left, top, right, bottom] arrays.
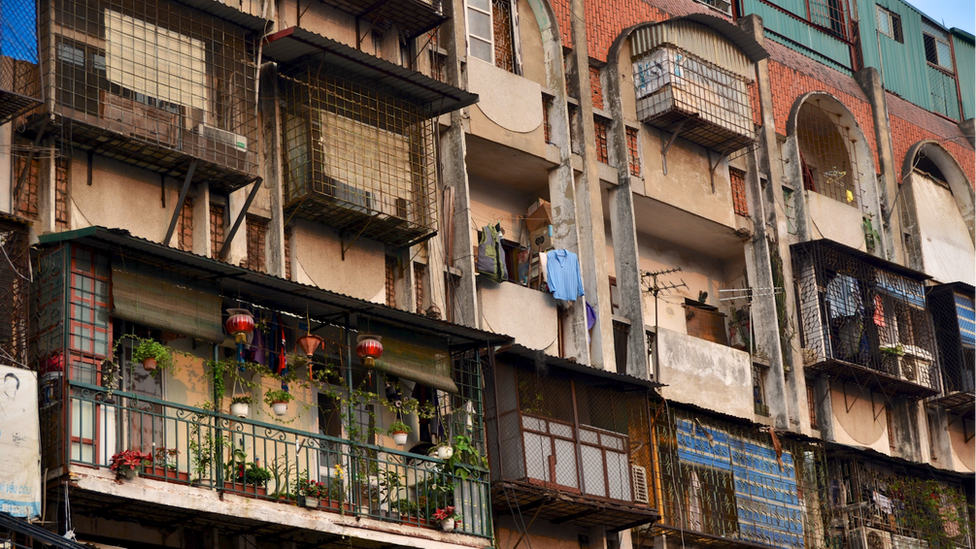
[[195, 124, 247, 152], [631, 464, 649, 504], [891, 535, 928, 549], [850, 527, 892, 549]]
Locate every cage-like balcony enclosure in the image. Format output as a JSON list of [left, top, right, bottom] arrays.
[[0, 0, 42, 124], [318, 0, 446, 39], [483, 345, 659, 531], [265, 28, 477, 248], [826, 455, 973, 549], [34, 0, 262, 193], [632, 45, 755, 153], [792, 240, 940, 399], [927, 283, 975, 415]]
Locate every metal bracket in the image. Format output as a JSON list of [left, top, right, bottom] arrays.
[[708, 139, 735, 194], [660, 118, 691, 175], [163, 160, 197, 245], [843, 382, 860, 414], [218, 177, 264, 261], [340, 217, 374, 261], [871, 393, 886, 422], [12, 117, 50, 205]]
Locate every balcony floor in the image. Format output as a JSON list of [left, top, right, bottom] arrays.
[[806, 358, 939, 399], [927, 390, 975, 417], [491, 480, 659, 533], [56, 467, 486, 549]]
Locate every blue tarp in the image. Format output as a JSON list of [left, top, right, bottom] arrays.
[[0, 0, 38, 63], [955, 292, 975, 347]]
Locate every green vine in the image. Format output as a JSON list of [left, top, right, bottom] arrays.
[[887, 478, 972, 548]]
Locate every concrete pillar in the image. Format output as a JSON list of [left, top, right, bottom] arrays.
[[855, 67, 903, 264], [192, 181, 211, 258], [0, 123, 11, 213], [562, 0, 612, 368], [738, 14, 805, 433], [959, 118, 974, 148], [603, 56, 650, 379], [36, 136, 56, 234], [262, 64, 287, 279]]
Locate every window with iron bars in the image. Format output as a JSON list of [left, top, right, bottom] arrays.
[[178, 197, 193, 252], [730, 168, 748, 217], [465, 0, 519, 74], [594, 115, 609, 164], [210, 203, 225, 260], [626, 127, 641, 176], [244, 215, 267, 273]]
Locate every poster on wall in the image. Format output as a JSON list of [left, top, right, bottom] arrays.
[[0, 364, 41, 518]]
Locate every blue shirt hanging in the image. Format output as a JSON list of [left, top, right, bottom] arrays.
[[546, 249, 584, 301]]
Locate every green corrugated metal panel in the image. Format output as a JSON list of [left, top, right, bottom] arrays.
[[952, 33, 974, 119], [742, 0, 852, 71], [857, 0, 963, 120]]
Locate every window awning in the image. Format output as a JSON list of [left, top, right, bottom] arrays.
[[262, 27, 478, 118], [0, 512, 93, 549]]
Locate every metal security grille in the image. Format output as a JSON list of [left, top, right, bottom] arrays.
[[797, 99, 861, 207], [648, 404, 827, 549], [633, 46, 755, 153], [244, 215, 267, 273], [594, 116, 609, 164], [928, 285, 975, 396], [209, 203, 225, 260], [40, 0, 258, 192], [492, 0, 515, 73], [0, 219, 30, 368], [827, 457, 973, 549], [0, 0, 42, 124], [280, 60, 438, 248], [178, 197, 193, 252], [730, 168, 748, 217], [809, 0, 855, 40], [626, 127, 641, 176], [792, 241, 940, 396]]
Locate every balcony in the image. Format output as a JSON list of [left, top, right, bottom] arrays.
[[484, 345, 660, 532], [793, 240, 940, 399], [51, 382, 491, 539], [264, 28, 477, 248], [33, 0, 260, 194], [927, 283, 975, 416]]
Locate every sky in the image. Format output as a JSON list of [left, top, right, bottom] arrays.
[[905, 0, 975, 34]]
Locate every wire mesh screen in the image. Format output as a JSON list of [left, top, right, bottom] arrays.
[[792, 242, 939, 392], [633, 45, 755, 152], [0, 219, 30, 368], [826, 457, 973, 549], [650, 404, 827, 549], [0, 0, 43, 124], [796, 99, 861, 207], [928, 286, 975, 395], [484, 358, 653, 506], [808, 0, 855, 40], [32, 245, 68, 471], [279, 60, 438, 248], [40, 0, 257, 192]]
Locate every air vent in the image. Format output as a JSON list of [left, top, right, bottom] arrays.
[[195, 123, 247, 151], [631, 464, 649, 504]]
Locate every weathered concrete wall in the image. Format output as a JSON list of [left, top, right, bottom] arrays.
[[495, 518, 588, 549], [828, 383, 889, 455], [291, 221, 386, 304], [478, 279, 559, 352], [656, 327, 754, 419], [910, 172, 976, 285], [468, 176, 536, 245], [803, 191, 865, 248]]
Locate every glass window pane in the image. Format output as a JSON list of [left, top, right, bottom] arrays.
[[470, 38, 492, 62], [937, 40, 952, 68], [468, 0, 489, 12], [468, 10, 491, 41]]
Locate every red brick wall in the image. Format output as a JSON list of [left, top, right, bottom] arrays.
[[887, 93, 976, 185], [767, 47, 879, 172]]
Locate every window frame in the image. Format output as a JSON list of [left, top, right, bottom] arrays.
[[875, 5, 903, 43], [464, 0, 521, 74], [922, 32, 953, 71]]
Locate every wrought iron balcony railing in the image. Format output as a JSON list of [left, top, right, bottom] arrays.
[[53, 381, 491, 538]]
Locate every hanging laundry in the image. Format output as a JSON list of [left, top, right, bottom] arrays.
[[477, 224, 507, 282], [545, 249, 584, 301]]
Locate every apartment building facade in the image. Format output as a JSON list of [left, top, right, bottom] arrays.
[[0, 0, 972, 547]]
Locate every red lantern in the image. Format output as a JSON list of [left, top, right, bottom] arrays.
[[356, 335, 383, 367], [296, 334, 324, 359], [225, 309, 255, 344]]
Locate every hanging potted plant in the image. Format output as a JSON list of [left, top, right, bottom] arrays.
[[264, 388, 294, 417], [431, 442, 454, 460], [387, 420, 411, 446], [110, 449, 152, 480], [230, 396, 252, 418], [132, 339, 173, 375], [432, 506, 461, 531]]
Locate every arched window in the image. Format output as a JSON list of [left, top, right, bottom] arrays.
[[796, 99, 860, 207]]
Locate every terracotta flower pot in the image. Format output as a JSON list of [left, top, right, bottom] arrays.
[[142, 358, 157, 372]]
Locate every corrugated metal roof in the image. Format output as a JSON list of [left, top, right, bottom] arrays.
[[262, 27, 478, 118], [175, 0, 271, 32], [497, 344, 664, 389], [790, 239, 932, 281], [37, 227, 509, 348], [316, 0, 448, 39], [630, 13, 769, 67]]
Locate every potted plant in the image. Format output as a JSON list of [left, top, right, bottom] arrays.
[[264, 388, 294, 417], [110, 449, 152, 480], [297, 475, 326, 508], [387, 420, 411, 446], [430, 441, 454, 460], [432, 506, 462, 531], [230, 396, 252, 418], [132, 339, 173, 376]]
